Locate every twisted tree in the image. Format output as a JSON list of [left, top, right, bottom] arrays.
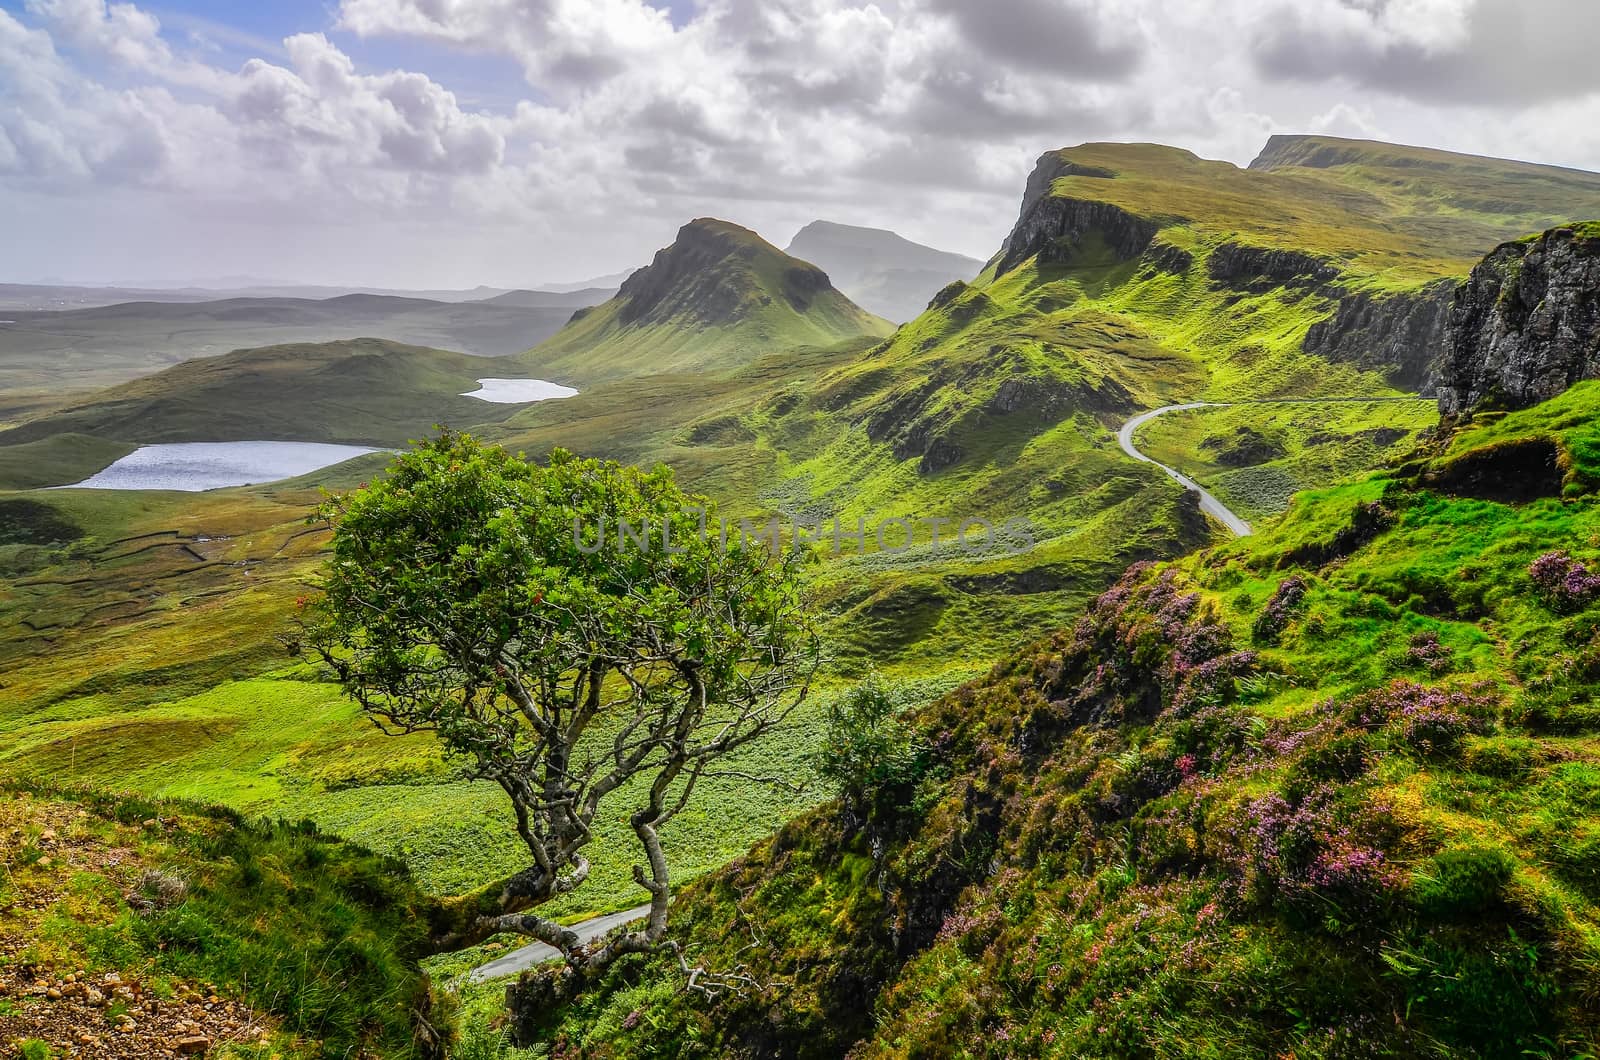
[[301, 431, 817, 986]]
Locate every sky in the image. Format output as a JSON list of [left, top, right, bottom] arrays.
[[3, 0, 1600, 289]]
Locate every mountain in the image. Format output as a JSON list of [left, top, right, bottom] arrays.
[[10, 136, 1600, 1058], [519, 218, 893, 382], [0, 338, 536, 452], [521, 226, 1600, 1058], [0, 282, 526, 310], [473, 287, 618, 308], [784, 220, 984, 322], [0, 288, 614, 396], [533, 269, 638, 293]]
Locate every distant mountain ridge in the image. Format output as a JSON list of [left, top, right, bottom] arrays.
[[0, 288, 615, 395], [521, 218, 892, 382], [785, 220, 983, 322]]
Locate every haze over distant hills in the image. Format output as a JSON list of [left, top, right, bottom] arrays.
[[531, 270, 639, 294], [785, 220, 984, 322], [0, 282, 527, 312], [0, 287, 615, 401]]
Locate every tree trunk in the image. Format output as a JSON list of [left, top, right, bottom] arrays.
[[421, 865, 554, 954]]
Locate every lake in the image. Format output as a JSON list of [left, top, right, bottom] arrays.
[[462, 378, 578, 403], [67, 441, 382, 491]]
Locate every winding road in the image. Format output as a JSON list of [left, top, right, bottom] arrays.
[[1116, 397, 1435, 539], [468, 904, 653, 982], [1117, 402, 1253, 537]]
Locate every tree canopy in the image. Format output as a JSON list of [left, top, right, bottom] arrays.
[[301, 431, 818, 980]]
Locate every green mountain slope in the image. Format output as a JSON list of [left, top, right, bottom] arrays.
[[0, 337, 533, 453], [518, 218, 893, 383], [525, 375, 1600, 1058]]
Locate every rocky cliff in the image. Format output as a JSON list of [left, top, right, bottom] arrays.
[[1438, 223, 1600, 415], [1303, 280, 1457, 391], [992, 152, 1156, 277]]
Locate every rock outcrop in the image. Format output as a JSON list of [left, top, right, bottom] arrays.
[[1437, 224, 1600, 415], [1302, 280, 1457, 391], [993, 153, 1157, 277], [1207, 242, 1339, 290]]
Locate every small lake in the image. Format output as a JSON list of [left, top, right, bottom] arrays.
[[462, 378, 578, 403], [67, 441, 382, 491]]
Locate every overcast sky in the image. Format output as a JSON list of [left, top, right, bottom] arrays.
[[3, 0, 1600, 288]]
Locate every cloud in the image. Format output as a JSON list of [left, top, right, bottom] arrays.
[[1249, 0, 1600, 104], [5, 0, 1600, 286], [336, 0, 677, 90], [920, 0, 1143, 78]]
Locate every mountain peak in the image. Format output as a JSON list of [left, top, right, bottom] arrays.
[[525, 218, 891, 381], [784, 219, 981, 322], [1248, 133, 1600, 184], [613, 217, 838, 329]]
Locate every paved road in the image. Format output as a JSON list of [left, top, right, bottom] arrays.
[[1115, 397, 1434, 540], [467, 904, 653, 982], [1117, 402, 1253, 537]]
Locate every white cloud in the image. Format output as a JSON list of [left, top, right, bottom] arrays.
[[3, 0, 1600, 286], [1248, 0, 1600, 104]]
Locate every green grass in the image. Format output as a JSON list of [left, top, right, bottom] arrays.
[[1132, 400, 1438, 520], [0, 338, 536, 455], [1049, 138, 1600, 286], [0, 783, 436, 1058], [525, 382, 1600, 1058]]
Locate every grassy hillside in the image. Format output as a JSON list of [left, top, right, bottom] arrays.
[[1131, 399, 1439, 521], [1046, 137, 1600, 286], [0, 339, 539, 459], [5, 139, 1600, 1057], [0, 782, 437, 1058], [524, 381, 1600, 1058], [1251, 134, 1600, 254], [518, 219, 893, 383]]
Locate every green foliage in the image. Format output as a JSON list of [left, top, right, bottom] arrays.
[[813, 673, 933, 815], [16, 1040, 54, 1060], [304, 430, 819, 958], [1412, 845, 1517, 918], [529, 383, 1600, 1057]]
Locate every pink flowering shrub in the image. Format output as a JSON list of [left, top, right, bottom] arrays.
[[1223, 785, 1401, 915], [1529, 550, 1600, 611], [1404, 631, 1454, 675], [1252, 575, 1309, 645]]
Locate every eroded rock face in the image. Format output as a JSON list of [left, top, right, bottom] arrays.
[[1303, 280, 1457, 391], [993, 153, 1157, 277], [1438, 225, 1600, 415], [1207, 242, 1339, 290]]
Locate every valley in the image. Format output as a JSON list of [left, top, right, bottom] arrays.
[[5, 131, 1600, 1058]]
